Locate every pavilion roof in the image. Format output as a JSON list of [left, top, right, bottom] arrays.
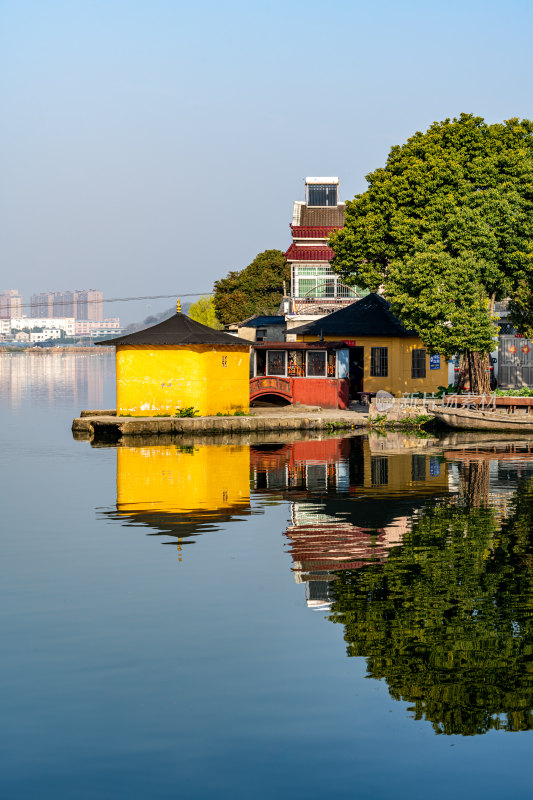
[[289, 293, 417, 338], [96, 312, 251, 347]]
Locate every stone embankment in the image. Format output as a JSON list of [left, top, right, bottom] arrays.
[[73, 406, 368, 442]]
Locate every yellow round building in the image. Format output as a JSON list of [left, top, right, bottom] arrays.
[[98, 308, 251, 417]]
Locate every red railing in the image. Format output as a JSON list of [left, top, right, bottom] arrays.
[[250, 376, 292, 398]]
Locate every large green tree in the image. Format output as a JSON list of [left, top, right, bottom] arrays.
[[213, 249, 289, 325], [329, 114, 533, 392]]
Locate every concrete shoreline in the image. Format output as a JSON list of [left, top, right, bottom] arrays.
[[72, 407, 369, 441]]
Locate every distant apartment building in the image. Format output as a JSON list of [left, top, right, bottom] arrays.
[[30, 329, 62, 343], [52, 291, 78, 318], [0, 290, 23, 318], [285, 178, 361, 313], [11, 317, 76, 336], [30, 289, 103, 320], [31, 293, 54, 318], [76, 289, 103, 320], [74, 318, 121, 336], [0, 318, 11, 335]]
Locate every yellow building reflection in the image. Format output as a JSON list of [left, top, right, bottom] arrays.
[[113, 443, 251, 557]]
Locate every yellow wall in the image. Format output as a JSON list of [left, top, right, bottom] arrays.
[[116, 443, 250, 517], [297, 335, 448, 396], [115, 344, 250, 416], [361, 439, 448, 495]]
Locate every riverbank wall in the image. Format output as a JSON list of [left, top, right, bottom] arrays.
[[72, 408, 368, 442]]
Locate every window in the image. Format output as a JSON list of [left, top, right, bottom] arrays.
[[267, 350, 286, 376], [412, 349, 426, 378], [298, 278, 316, 298], [288, 350, 305, 377], [307, 350, 326, 377], [371, 456, 389, 486], [411, 455, 426, 482], [306, 464, 328, 491], [316, 279, 336, 298], [256, 328, 267, 342], [255, 350, 266, 376], [307, 184, 338, 207], [370, 347, 388, 377]]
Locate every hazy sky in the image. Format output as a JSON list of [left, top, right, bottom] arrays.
[[1, 0, 532, 323]]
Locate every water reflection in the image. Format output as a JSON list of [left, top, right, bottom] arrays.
[[250, 435, 449, 605], [0, 351, 114, 409], [99, 432, 533, 736], [106, 444, 251, 556], [327, 442, 533, 736]]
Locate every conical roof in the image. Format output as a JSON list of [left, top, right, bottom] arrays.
[[289, 293, 416, 338], [96, 312, 251, 347]]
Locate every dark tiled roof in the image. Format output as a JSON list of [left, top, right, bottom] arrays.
[[291, 226, 340, 238], [289, 293, 417, 338], [299, 205, 345, 227], [241, 316, 285, 328], [285, 245, 335, 261], [96, 312, 251, 346]]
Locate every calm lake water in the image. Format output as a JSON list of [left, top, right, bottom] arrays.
[[2, 351, 533, 799]]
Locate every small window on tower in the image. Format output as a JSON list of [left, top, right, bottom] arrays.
[[222, 356, 228, 367]]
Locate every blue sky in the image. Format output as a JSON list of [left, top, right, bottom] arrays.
[[1, 0, 532, 322]]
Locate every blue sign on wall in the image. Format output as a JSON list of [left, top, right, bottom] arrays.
[[429, 355, 441, 370], [429, 457, 441, 477]]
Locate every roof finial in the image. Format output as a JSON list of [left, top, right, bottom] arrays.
[[176, 298, 181, 313]]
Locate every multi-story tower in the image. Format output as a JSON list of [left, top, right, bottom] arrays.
[[285, 178, 359, 313], [0, 290, 23, 317], [52, 291, 78, 318], [31, 292, 54, 317], [30, 289, 103, 319], [76, 289, 103, 320]]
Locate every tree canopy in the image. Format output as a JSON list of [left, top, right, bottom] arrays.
[[213, 249, 289, 325], [329, 114, 533, 388], [188, 295, 223, 329]]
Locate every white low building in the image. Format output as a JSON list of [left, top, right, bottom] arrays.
[[10, 317, 75, 336], [30, 329, 62, 343]]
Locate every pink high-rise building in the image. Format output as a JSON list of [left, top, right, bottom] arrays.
[[0, 290, 23, 318]]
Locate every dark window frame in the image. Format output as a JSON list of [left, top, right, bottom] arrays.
[[307, 184, 338, 207], [266, 350, 286, 376], [370, 347, 388, 377], [371, 456, 389, 487], [411, 348, 426, 379], [307, 350, 327, 377]]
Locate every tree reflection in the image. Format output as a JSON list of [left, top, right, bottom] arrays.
[[328, 465, 533, 735]]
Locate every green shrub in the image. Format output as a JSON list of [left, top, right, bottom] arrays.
[[174, 406, 198, 417]]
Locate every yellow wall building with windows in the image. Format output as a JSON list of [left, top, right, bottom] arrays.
[[292, 293, 448, 397], [296, 334, 448, 396], [98, 305, 251, 416]]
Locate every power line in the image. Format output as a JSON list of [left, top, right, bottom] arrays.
[[16, 291, 213, 311]]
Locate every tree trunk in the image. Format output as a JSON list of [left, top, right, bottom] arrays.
[[458, 349, 490, 394], [461, 460, 490, 508]]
